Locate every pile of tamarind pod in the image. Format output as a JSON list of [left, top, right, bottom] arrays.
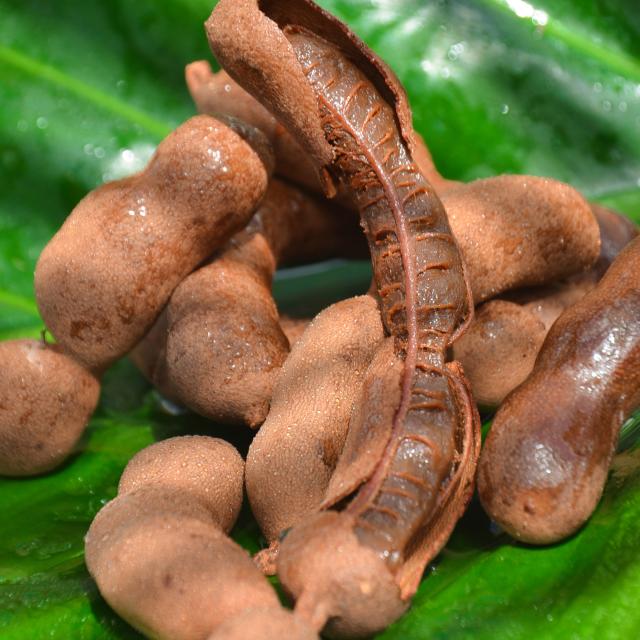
[[1, 0, 639, 637]]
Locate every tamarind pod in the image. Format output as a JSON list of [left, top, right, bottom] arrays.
[[284, 23, 477, 587], [164, 178, 362, 427], [87, 437, 318, 639], [186, 61, 320, 193], [478, 235, 640, 544], [35, 115, 271, 371], [130, 177, 364, 425], [246, 295, 385, 544], [208, 0, 480, 615], [441, 175, 601, 303], [452, 300, 547, 409], [0, 339, 100, 476]]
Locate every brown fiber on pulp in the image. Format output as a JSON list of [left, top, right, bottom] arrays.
[[118, 436, 244, 533], [478, 236, 640, 544], [35, 115, 270, 371], [0, 339, 99, 476]]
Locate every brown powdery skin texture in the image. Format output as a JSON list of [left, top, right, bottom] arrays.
[[87, 438, 306, 639], [207, 1, 481, 630], [441, 175, 601, 303], [35, 115, 270, 371], [140, 177, 363, 427], [207, 608, 319, 640], [453, 300, 547, 409], [0, 339, 100, 476], [246, 295, 385, 544], [118, 436, 244, 533], [478, 235, 640, 544]]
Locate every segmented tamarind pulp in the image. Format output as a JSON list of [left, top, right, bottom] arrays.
[[35, 115, 271, 371], [478, 235, 640, 544], [207, 0, 480, 611]]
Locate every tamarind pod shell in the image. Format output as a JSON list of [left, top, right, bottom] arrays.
[[206, 0, 427, 197], [442, 175, 601, 303], [118, 436, 244, 533], [246, 295, 385, 543], [478, 236, 640, 544], [452, 300, 547, 408], [394, 360, 481, 597], [35, 115, 270, 371], [0, 339, 100, 476], [322, 337, 401, 509], [187, 61, 320, 193], [85, 487, 279, 640], [277, 511, 407, 639], [206, 607, 319, 640]]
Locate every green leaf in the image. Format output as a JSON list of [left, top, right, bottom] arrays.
[[0, 0, 638, 638]]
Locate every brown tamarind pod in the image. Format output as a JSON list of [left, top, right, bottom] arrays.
[[163, 178, 362, 427], [35, 115, 272, 371], [207, 608, 319, 640], [87, 437, 317, 639], [441, 175, 600, 303], [478, 235, 640, 544], [208, 1, 480, 630], [0, 339, 100, 476], [452, 301, 547, 409], [246, 295, 385, 545]]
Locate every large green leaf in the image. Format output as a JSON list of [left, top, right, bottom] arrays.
[[0, 0, 639, 638]]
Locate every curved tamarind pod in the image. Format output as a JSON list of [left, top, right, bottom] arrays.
[[163, 178, 363, 427], [441, 175, 600, 303], [478, 236, 640, 544], [35, 115, 271, 371], [246, 295, 385, 544], [187, 61, 320, 193], [452, 301, 547, 409], [87, 437, 317, 640], [208, 1, 480, 625], [0, 339, 100, 476]]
